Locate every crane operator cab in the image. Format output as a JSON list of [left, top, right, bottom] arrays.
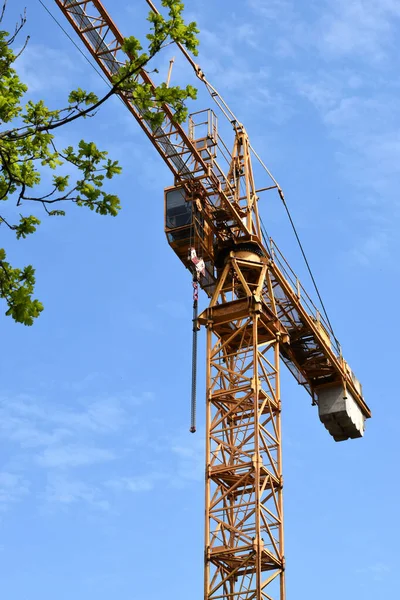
[[165, 187, 193, 242], [164, 185, 215, 294]]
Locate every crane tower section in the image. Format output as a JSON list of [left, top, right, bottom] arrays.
[[200, 250, 286, 600], [53, 2, 372, 600]]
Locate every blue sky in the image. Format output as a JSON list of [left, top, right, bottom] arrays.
[[1, 0, 399, 598]]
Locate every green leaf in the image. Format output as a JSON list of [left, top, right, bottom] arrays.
[[15, 215, 41, 239], [122, 36, 143, 57], [68, 88, 99, 105], [48, 210, 66, 217], [0, 249, 44, 325], [53, 175, 69, 191], [105, 159, 122, 179]]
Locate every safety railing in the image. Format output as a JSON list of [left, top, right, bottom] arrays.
[[269, 238, 341, 357]]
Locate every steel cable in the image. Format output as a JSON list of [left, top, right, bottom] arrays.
[[190, 280, 198, 433]]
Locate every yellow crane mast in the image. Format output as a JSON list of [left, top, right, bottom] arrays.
[[53, 2, 372, 599]]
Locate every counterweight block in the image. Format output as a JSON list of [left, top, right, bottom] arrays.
[[316, 384, 366, 442]]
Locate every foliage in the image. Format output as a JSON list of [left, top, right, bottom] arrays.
[[0, 0, 198, 325]]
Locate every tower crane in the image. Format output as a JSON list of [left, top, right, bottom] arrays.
[[53, 1, 372, 598]]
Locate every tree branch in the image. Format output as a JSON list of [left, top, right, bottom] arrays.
[[0, 30, 171, 142], [5, 6, 27, 46], [0, 215, 16, 230], [0, 1, 6, 24]]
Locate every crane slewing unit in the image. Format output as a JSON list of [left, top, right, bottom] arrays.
[[53, 2, 372, 599]]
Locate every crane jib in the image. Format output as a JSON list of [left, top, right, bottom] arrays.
[[55, 0, 253, 242]]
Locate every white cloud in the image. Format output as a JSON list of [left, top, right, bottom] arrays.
[[248, 85, 296, 125], [247, 0, 294, 21], [199, 19, 260, 56], [105, 430, 205, 495], [290, 70, 363, 112], [36, 444, 116, 468], [169, 431, 205, 485], [45, 476, 110, 511], [0, 386, 208, 514], [319, 0, 400, 60], [15, 44, 82, 93], [247, 0, 400, 62], [0, 389, 164, 512], [107, 476, 155, 493], [321, 94, 400, 193], [356, 562, 391, 581], [0, 394, 130, 448], [184, 14, 270, 96], [235, 23, 259, 49], [289, 71, 400, 195], [60, 372, 101, 393], [246, 0, 307, 58], [244, 0, 400, 266], [200, 28, 236, 58], [199, 56, 269, 94], [0, 395, 71, 449], [0, 472, 29, 510], [350, 230, 390, 267], [53, 397, 128, 434], [287, 78, 400, 262]]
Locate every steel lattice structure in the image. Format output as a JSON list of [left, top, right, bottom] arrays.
[[53, 2, 372, 599], [201, 256, 285, 600]]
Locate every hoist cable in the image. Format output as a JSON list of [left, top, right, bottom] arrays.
[[277, 188, 340, 347], [190, 280, 199, 434], [260, 216, 271, 254]]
